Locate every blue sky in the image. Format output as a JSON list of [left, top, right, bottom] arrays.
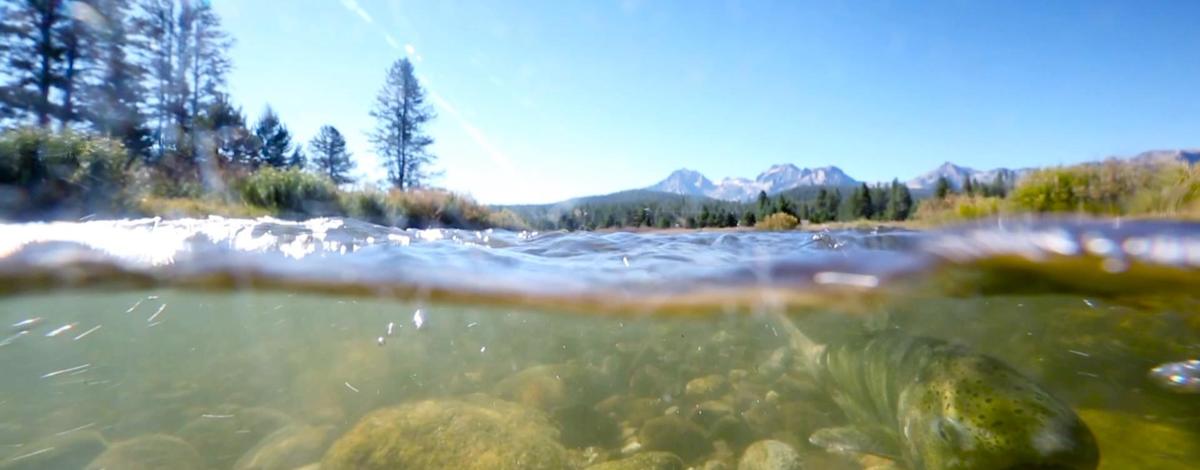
[[212, 0, 1200, 204]]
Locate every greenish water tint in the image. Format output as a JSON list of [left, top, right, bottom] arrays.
[[0, 217, 1198, 469]]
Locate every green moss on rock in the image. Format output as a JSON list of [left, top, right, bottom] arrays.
[[320, 395, 568, 470]]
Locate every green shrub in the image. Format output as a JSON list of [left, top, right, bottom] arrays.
[[755, 212, 799, 230], [0, 127, 131, 219], [1008, 161, 1151, 215], [486, 209, 531, 231], [1126, 164, 1200, 217], [237, 167, 339, 216], [339, 190, 395, 226], [137, 196, 270, 218]]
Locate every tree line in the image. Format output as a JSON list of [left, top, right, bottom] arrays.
[[0, 0, 435, 193], [521, 180, 918, 230]]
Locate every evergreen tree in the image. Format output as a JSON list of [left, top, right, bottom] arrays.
[[963, 177, 975, 196], [198, 95, 258, 166], [934, 176, 951, 199], [370, 58, 435, 189], [0, 1, 69, 127], [869, 183, 888, 218], [989, 173, 1008, 198], [775, 195, 795, 216], [135, 0, 232, 163], [846, 183, 873, 219], [756, 190, 771, 218], [56, 2, 89, 129], [740, 210, 756, 227], [253, 106, 291, 167], [82, 0, 152, 159], [885, 179, 913, 220], [811, 189, 830, 223], [825, 188, 842, 222], [309, 124, 355, 184], [287, 148, 305, 169], [722, 210, 737, 227]]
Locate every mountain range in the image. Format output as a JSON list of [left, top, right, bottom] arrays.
[[642, 149, 1199, 201]]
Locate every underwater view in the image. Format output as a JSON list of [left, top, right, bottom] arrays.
[[0, 217, 1197, 469]]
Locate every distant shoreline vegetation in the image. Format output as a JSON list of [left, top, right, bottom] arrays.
[[0, 127, 526, 230], [914, 159, 1200, 224], [506, 158, 1199, 231]]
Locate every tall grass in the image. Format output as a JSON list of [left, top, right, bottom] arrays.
[[237, 167, 341, 216]]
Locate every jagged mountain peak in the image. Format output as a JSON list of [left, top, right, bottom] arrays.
[[646, 164, 858, 201]]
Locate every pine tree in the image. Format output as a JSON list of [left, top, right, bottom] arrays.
[[82, 0, 152, 159], [370, 58, 435, 189], [309, 124, 355, 184], [55, 3, 89, 129], [850, 183, 873, 219], [963, 177, 975, 196], [934, 176, 951, 199], [0, 1, 69, 128], [253, 106, 291, 167], [989, 173, 1008, 198], [287, 148, 305, 169], [135, 0, 232, 163], [870, 183, 888, 218], [756, 190, 771, 218], [775, 195, 795, 216], [740, 210, 756, 227], [198, 95, 258, 167], [885, 179, 914, 220]]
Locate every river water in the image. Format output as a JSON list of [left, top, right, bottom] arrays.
[[0, 217, 1197, 469]]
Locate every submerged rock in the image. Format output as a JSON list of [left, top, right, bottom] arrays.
[[495, 363, 597, 412], [685, 375, 728, 401], [85, 434, 203, 470], [737, 440, 802, 470], [176, 406, 293, 469], [586, 451, 683, 470], [638, 415, 711, 463], [234, 424, 335, 470], [320, 395, 567, 470], [552, 403, 621, 448], [0, 430, 106, 470], [1078, 408, 1200, 469]]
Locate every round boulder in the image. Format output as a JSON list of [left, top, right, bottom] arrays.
[[737, 440, 803, 470], [320, 395, 567, 470], [85, 434, 202, 470], [587, 451, 683, 470]]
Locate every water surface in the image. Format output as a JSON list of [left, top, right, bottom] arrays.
[[0, 217, 1197, 469]]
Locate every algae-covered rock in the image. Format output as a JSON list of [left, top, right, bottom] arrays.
[[176, 406, 294, 469], [638, 415, 711, 462], [234, 424, 336, 470], [685, 375, 728, 401], [1079, 408, 1200, 469], [737, 440, 802, 470], [587, 451, 683, 470], [552, 402, 621, 448], [85, 434, 203, 470], [320, 395, 567, 470], [495, 363, 596, 412], [0, 430, 106, 470]]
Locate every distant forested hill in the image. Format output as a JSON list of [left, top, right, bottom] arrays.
[[500, 183, 918, 230]]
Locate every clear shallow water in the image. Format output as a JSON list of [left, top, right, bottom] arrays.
[[0, 217, 1198, 469]]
